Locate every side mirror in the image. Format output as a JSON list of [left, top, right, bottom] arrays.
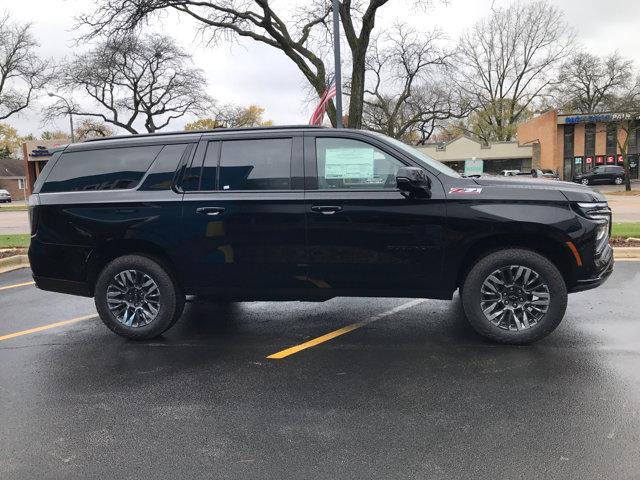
[[396, 166, 431, 199]]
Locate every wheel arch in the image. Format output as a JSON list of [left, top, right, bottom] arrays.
[[86, 239, 181, 296], [455, 233, 578, 291]]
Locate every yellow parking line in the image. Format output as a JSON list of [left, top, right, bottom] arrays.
[[267, 299, 425, 360], [267, 322, 366, 359], [0, 281, 35, 292], [0, 314, 96, 342]]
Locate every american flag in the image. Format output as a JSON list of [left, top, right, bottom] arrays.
[[309, 81, 337, 126]]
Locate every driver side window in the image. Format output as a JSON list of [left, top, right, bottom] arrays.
[[315, 137, 405, 190]]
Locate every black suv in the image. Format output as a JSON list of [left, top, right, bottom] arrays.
[[573, 165, 625, 185], [28, 127, 613, 344]]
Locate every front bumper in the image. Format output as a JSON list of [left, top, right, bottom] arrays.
[[569, 245, 614, 293]]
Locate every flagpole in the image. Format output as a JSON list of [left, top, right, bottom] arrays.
[[332, 0, 343, 128]]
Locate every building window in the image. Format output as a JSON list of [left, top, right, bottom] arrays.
[[606, 123, 617, 155], [628, 122, 638, 155], [18, 178, 25, 190], [563, 125, 574, 158], [584, 123, 595, 156]]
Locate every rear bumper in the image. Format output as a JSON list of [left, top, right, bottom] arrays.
[[28, 237, 94, 296], [569, 246, 614, 293], [33, 275, 92, 297]]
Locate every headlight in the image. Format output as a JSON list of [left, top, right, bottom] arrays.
[[577, 202, 611, 255]]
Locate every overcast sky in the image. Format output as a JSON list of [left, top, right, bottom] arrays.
[[5, 0, 640, 136]]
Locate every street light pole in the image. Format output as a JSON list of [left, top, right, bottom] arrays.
[[332, 0, 343, 128], [48, 92, 75, 143], [68, 112, 75, 144]]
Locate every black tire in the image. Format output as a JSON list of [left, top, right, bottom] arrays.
[[461, 248, 567, 345], [94, 255, 185, 339]]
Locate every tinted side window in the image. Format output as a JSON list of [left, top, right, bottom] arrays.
[[217, 138, 292, 191], [316, 137, 405, 190], [139, 144, 190, 191], [41, 145, 162, 193]]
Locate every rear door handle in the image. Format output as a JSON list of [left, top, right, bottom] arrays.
[[311, 205, 343, 215], [196, 206, 226, 216]]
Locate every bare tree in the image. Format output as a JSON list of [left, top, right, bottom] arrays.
[[47, 34, 212, 134], [362, 25, 471, 144], [74, 119, 114, 141], [0, 12, 50, 120], [554, 52, 636, 113], [456, 1, 574, 141], [77, 0, 436, 129]]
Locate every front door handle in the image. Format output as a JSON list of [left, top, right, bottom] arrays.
[[196, 206, 226, 216], [311, 205, 343, 215]]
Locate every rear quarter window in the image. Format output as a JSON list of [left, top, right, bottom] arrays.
[[40, 145, 162, 193]]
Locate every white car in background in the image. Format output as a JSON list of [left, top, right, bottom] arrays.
[[0, 189, 11, 203]]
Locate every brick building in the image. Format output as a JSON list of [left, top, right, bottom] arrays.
[[22, 139, 68, 195], [0, 157, 26, 201], [517, 110, 640, 181]]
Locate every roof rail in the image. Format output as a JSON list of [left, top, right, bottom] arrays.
[[83, 125, 324, 143]]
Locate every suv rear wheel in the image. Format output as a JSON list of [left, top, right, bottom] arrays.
[[94, 255, 185, 339], [461, 249, 567, 344]]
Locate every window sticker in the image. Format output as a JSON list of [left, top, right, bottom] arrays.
[[324, 148, 374, 180]]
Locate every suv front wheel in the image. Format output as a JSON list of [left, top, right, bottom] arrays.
[[461, 249, 567, 344], [94, 255, 185, 339]]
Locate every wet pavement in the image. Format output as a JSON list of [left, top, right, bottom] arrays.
[[1, 263, 639, 479]]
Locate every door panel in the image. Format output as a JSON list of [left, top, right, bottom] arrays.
[[305, 189, 446, 293], [180, 192, 307, 293]]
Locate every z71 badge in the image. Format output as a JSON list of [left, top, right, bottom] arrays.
[[449, 187, 482, 195]]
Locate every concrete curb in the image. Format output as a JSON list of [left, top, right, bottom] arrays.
[[0, 255, 29, 274], [614, 247, 640, 259]]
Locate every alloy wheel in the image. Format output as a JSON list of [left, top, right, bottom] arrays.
[[480, 265, 550, 331], [106, 269, 161, 327]]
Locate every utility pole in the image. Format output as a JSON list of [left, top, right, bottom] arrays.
[[332, 0, 343, 128]]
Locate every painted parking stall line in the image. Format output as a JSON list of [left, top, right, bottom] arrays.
[[0, 314, 97, 342], [267, 299, 426, 360], [0, 281, 35, 292]]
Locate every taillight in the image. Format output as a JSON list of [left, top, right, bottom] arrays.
[[28, 194, 40, 235]]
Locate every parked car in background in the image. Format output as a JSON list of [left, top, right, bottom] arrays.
[[531, 169, 560, 180], [499, 170, 521, 176], [28, 126, 613, 345], [573, 165, 625, 186], [0, 189, 11, 203]]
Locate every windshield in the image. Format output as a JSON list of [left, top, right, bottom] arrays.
[[369, 132, 461, 178]]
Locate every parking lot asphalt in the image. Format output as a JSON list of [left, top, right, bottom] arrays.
[[1, 263, 640, 479]]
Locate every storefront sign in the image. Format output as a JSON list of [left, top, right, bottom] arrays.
[[617, 155, 624, 164], [574, 156, 583, 164], [561, 112, 632, 124], [607, 155, 615, 164], [464, 159, 484, 176], [596, 156, 604, 164], [586, 156, 593, 164]]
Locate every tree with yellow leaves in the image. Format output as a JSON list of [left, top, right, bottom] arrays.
[[185, 105, 272, 131]]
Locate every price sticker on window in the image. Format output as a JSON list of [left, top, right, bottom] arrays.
[[325, 148, 374, 180]]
